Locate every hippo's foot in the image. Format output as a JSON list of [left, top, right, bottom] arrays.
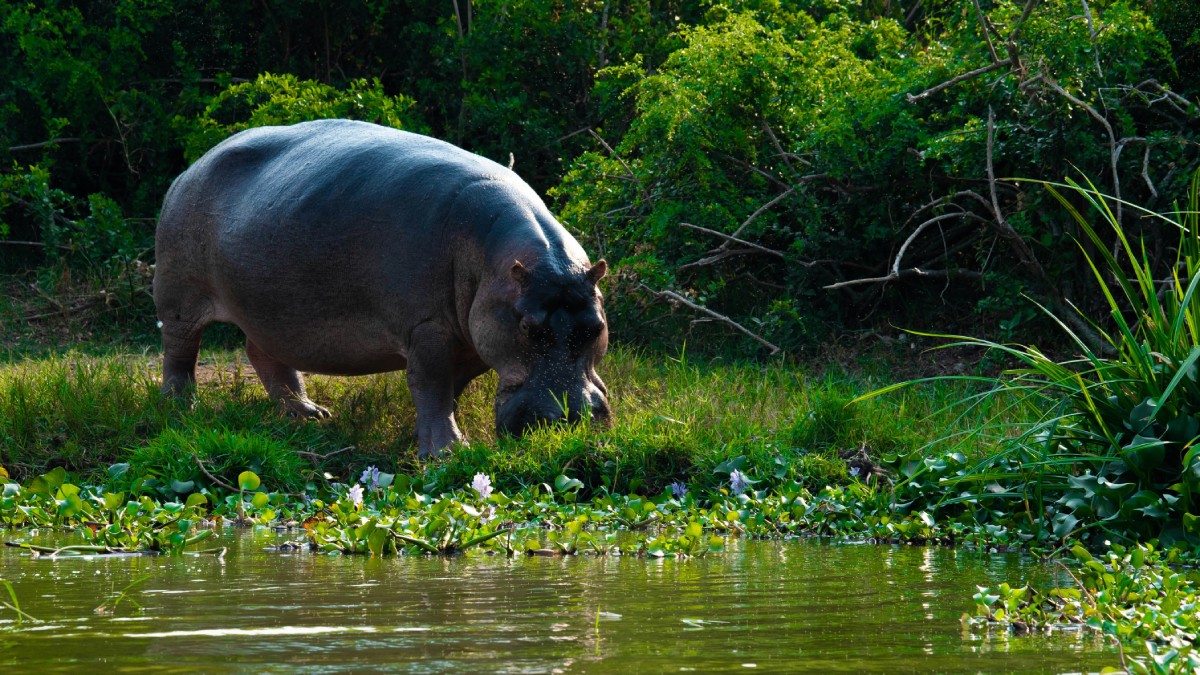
[[283, 397, 332, 420], [246, 339, 330, 420], [417, 435, 465, 460]]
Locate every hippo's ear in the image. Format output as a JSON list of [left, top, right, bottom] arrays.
[[511, 260, 530, 287], [585, 259, 607, 285]]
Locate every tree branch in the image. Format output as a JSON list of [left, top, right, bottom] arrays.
[[588, 129, 648, 203], [193, 454, 239, 492], [1079, 0, 1103, 79], [1026, 74, 1122, 223], [824, 267, 982, 290], [972, 0, 1001, 64], [907, 59, 1012, 103], [639, 285, 781, 355], [679, 222, 785, 258], [7, 137, 81, 152], [723, 185, 798, 246]]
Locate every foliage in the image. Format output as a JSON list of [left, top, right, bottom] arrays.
[[868, 173, 1200, 547], [0, 467, 210, 555], [118, 426, 311, 497], [970, 542, 1200, 674], [1, 1, 1195, 350], [180, 73, 423, 162], [553, 1, 1199, 353]]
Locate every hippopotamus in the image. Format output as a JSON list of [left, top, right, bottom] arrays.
[[153, 119, 610, 457]]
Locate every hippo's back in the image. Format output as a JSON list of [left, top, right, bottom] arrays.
[[160, 120, 510, 245], [153, 120, 525, 374]]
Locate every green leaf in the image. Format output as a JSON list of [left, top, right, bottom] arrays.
[[102, 492, 125, 511], [367, 529, 388, 557], [554, 475, 583, 493], [170, 479, 195, 495], [237, 471, 261, 492], [713, 455, 747, 475], [250, 492, 269, 509], [1052, 513, 1080, 539], [185, 493, 208, 508], [1122, 435, 1166, 476], [1184, 512, 1200, 534], [1070, 545, 1093, 563]]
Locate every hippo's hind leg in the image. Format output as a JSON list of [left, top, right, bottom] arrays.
[[160, 316, 207, 398], [245, 339, 331, 419], [156, 280, 213, 398]]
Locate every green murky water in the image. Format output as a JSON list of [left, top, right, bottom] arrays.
[[0, 530, 1114, 673]]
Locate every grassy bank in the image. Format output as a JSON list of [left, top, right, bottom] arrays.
[[0, 344, 1006, 495]]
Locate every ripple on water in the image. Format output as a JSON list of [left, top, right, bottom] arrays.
[[0, 533, 1117, 673]]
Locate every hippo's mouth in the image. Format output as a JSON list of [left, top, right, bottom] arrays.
[[494, 380, 609, 437]]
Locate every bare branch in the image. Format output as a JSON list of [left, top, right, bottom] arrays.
[[891, 212, 975, 277], [824, 267, 982, 290], [7, 137, 81, 152], [719, 153, 792, 190], [639, 285, 781, 355], [972, 0, 1000, 63], [679, 248, 767, 270], [724, 185, 798, 245], [193, 454, 239, 492], [1028, 74, 1122, 223], [1135, 80, 1196, 111], [1142, 143, 1158, 199], [761, 121, 810, 172], [1008, 0, 1041, 45], [907, 59, 1011, 103], [1079, 0, 1103, 78], [986, 107, 1046, 274], [679, 222, 785, 258], [588, 129, 648, 203], [1004, 0, 1042, 75], [296, 446, 356, 463]]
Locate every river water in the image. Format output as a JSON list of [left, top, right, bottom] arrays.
[[0, 529, 1114, 673]]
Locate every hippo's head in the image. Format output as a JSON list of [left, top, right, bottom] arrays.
[[473, 258, 610, 437]]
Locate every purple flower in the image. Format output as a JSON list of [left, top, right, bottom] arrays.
[[360, 466, 381, 490], [471, 473, 493, 501], [669, 481, 689, 499], [849, 466, 862, 478], [729, 470, 749, 496], [347, 484, 364, 508]]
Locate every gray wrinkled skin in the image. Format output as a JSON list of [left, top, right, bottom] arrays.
[[154, 120, 609, 457]]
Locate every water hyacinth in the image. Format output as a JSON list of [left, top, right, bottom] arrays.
[[360, 466, 381, 490], [729, 470, 749, 496], [471, 473, 493, 501], [347, 484, 364, 508], [669, 481, 688, 499]]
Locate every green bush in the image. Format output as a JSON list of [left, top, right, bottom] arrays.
[[553, 2, 1198, 354], [180, 73, 424, 162], [122, 426, 309, 495], [872, 170, 1200, 545]]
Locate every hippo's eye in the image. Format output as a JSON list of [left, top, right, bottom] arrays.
[[519, 310, 547, 335], [571, 318, 604, 345]]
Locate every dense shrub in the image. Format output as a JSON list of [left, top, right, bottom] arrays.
[[1, 0, 1197, 353], [553, 1, 1199, 353]]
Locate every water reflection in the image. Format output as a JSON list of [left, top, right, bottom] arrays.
[[0, 532, 1116, 673]]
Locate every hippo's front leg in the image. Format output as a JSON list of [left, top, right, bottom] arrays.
[[407, 323, 466, 458]]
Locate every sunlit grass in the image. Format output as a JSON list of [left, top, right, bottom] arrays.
[[0, 345, 1013, 494]]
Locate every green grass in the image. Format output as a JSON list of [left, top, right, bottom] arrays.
[[0, 345, 1010, 494]]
